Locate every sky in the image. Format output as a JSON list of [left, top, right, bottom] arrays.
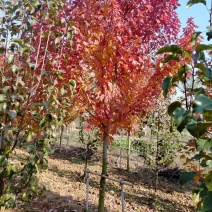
[[177, 0, 211, 43]]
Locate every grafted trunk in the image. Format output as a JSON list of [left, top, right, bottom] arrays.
[[98, 130, 109, 212]]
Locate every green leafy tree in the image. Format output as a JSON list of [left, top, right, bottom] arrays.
[[132, 96, 181, 191], [157, 0, 212, 210], [0, 0, 75, 208]]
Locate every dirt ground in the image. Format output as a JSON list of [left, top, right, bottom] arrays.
[[4, 139, 197, 212]]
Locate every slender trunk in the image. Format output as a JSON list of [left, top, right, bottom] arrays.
[[98, 130, 109, 212], [0, 176, 4, 210], [127, 130, 130, 171], [82, 143, 89, 179], [155, 121, 160, 192], [59, 125, 64, 153]]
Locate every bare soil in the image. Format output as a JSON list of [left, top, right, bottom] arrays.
[[4, 138, 196, 212]]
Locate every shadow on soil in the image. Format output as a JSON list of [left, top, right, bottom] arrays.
[[109, 167, 193, 193], [46, 147, 195, 212], [124, 191, 195, 212], [46, 165, 195, 212], [108, 167, 195, 211], [18, 190, 99, 212], [51, 145, 101, 164]]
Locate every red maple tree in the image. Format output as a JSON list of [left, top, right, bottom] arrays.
[[60, 0, 182, 210]]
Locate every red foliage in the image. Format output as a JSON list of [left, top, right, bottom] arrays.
[[59, 0, 181, 137]]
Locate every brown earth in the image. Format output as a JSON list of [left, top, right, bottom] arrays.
[[4, 141, 196, 212]]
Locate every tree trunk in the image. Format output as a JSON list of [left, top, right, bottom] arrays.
[[155, 121, 160, 192], [82, 143, 89, 180], [127, 130, 130, 171], [0, 176, 4, 210], [98, 130, 109, 212], [59, 125, 64, 153]]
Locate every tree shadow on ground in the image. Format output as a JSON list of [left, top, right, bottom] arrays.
[[124, 191, 196, 212], [48, 165, 84, 182], [17, 189, 99, 212], [47, 164, 123, 197], [109, 167, 194, 194], [51, 145, 101, 164], [29, 169, 195, 212]]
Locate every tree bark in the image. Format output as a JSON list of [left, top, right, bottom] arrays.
[[0, 176, 4, 209], [59, 125, 64, 153], [98, 130, 109, 212], [127, 130, 130, 171], [155, 121, 160, 192]]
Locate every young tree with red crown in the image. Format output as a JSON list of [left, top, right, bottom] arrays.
[[62, 0, 181, 210]]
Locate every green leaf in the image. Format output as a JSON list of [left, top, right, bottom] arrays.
[[183, 50, 192, 59], [191, 32, 202, 47], [8, 54, 14, 64], [191, 151, 205, 161], [207, 160, 212, 167], [21, 173, 28, 184], [203, 192, 212, 211], [10, 38, 22, 46], [187, 121, 210, 138], [30, 155, 39, 165], [39, 119, 46, 128], [22, 193, 29, 201], [199, 183, 208, 198], [167, 101, 182, 116], [69, 79, 76, 88], [46, 114, 52, 122], [162, 76, 172, 97], [180, 172, 196, 185], [0, 155, 6, 164], [173, 108, 191, 132], [171, 75, 180, 85], [193, 189, 200, 203], [7, 165, 17, 177], [199, 52, 206, 63], [206, 68, 212, 81], [196, 138, 212, 152], [195, 122, 212, 133], [196, 44, 212, 53], [205, 171, 212, 191], [195, 63, 206, 73], [0, 156, 8, 167], [156, 45, 182, 55], [206, 31, 212, 41], [186, 0, 206, 8], [203, 110, 212, 121], [26, 131, 35, 142], [0, 47, 5, 53], [69, 79, 76, 94], [27, 145, 36, 154], [0, 94, 6, 101], [193, 94, 212, 114], [0, 102, 6, 112], [177, 66, 189, 80], [162, 54, 180, 63]]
